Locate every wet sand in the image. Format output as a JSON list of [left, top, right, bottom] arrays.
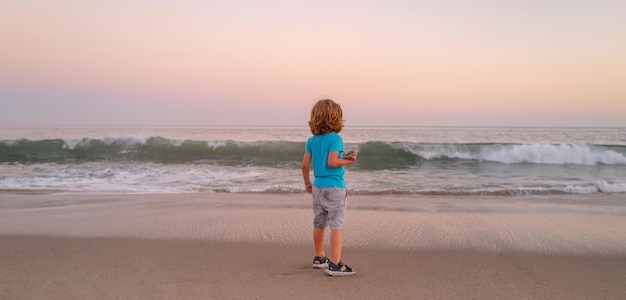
[[1, 192, 625, 299]]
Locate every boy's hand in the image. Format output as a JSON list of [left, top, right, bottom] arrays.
[[305, 184, 313, 194], [328, 149, 356, 168], [344, 148, 358, 162]]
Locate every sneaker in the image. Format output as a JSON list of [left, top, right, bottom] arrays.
[[312, 256, 329, 269], [325, 261, 355, 276]]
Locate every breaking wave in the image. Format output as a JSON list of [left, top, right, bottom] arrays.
[[2, 138, 625, 169]]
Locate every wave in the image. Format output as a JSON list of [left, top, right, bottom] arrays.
[[405, 143, 626, 166], [3, 181, 625, 196], [356, 142, 626, 169], [2, 137, 626, 168], [0, 137, 306, 166], [349, 181, 626, 196], [199, 181, 626, 196]]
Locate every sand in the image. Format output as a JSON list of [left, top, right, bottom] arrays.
[[1, 192, 625, 299]]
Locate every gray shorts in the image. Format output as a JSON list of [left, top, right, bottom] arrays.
[[312, 187, 348, 230]]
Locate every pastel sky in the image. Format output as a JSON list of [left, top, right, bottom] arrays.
[[1, 0, 625, 126]]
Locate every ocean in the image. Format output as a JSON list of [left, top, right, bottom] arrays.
[[1, 126, 625, 196]]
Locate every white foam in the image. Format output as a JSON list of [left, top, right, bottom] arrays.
[[413, 143, 626, 166], [481, 144, 626, 165], [596, 181, 626, 193], [0, 163, 268, 194], [206, 140, 229, 148]]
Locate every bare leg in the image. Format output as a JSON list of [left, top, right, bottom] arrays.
[[330, 229, 343, 264], [313, 227, 326, 257]]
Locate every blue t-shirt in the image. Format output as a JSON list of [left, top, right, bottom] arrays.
[[305, 133, 346, 188]]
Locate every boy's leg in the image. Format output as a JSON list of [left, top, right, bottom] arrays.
[[324, 189, 355, 276], [330, 229, 342, 264], [324, 188, 347, 264], [313, 227, 326, 257], [312, 187, 328, 258]]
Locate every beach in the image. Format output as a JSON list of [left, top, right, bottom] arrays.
[[1, 192, 625, 299]]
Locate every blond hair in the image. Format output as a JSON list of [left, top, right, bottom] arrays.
[[308, 99, 344, 135]]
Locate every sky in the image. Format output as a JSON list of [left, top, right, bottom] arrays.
[[1, 0, 625, 126]]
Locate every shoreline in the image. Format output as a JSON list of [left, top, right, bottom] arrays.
[[1, 192, 625, 255], [1, 235, 625, 299], [1, 192, 626, 299]]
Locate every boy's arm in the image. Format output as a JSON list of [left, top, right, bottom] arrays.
[[301, 152, 313, 194], [327, 151, 357, 168]]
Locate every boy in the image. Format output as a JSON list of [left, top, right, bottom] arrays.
[[301, 99, 357, 276]]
